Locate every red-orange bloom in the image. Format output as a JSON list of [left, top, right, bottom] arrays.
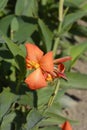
[[61, 121, 72, 130], [25, 43, 71, 90]]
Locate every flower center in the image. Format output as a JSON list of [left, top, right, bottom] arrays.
[[29, 61, 40, 69]]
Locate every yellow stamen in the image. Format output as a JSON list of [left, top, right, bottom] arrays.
[[46, 74, 53, 81], [29, 61, 40, 69]]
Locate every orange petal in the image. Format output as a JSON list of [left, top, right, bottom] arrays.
[[53, 56, 72, 64], [57, 72, 67, 80], [25, 43, 44, 62], [40, 51, 54, 72], [58, 63, 65, 73], [61, 121, 72, 130], [25, 68, 47, 90]]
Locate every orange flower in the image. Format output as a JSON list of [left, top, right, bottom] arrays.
[[25, 43, 71, 90], [61, 121, 72, 130]]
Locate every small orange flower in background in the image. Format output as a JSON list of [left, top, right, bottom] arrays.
[[25, 43, 71, 90], [61, 121, 72, 130]]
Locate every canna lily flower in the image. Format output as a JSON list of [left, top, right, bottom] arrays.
[[25, 43, 71, 90], [61, 121, 72, 130]]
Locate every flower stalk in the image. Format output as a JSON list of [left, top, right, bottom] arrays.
[[48, 79, 60, 107], [59, 0, 64, 22], [53, 0, 64, 57]]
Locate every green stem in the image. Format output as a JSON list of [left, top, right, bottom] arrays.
[[48, 80, 60, 107], [53, 0, 64, 57], [59, 0, 64, 22], [16, 79, 21, 94], [53, 37, 60, 57]]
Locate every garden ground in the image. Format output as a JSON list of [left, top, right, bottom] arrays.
[[64, 59, 87, 130]]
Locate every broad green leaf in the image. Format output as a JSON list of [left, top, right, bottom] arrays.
[[58, 95, 78, 108], [15, 0, 24, 15], [14, 17, 37, 43], [15, 54, 26, 78], [0, 88, 18, 120], [38, 19, 53, 52], [0, 15, 14, 35], [64, 0, 86, 8], [70, 24, 87, 37], [55, 88, 66, 102], [0, 34, 5, 43], [62, 10, 87, 32], [46, 104, 76, 123], [1, 34, 26, 74], [30, 126, 38, 130], [37, 84, 65, 110], [40, 113, 77, 127], [41, 0, 48, 6], [29, 126, 38, 130], [37, 86, 54, 108], [0, 0, 9, 11], [26, 109, 42, 130], [39, 126, 61, 130], [61, 72, 87, 89], [1, 112, 16, 130], [40, 102, 77, 127], [40, 115, 75, 127], [15, 0, 38, 17], [18, 91, 34, 107], [1, 34, 25, 57], [11, 17, 19, 32], [81, 2, 87, 11], [46, 103, 62, 116], [70, 41, 87, 65], [0, 15, 37, 43]]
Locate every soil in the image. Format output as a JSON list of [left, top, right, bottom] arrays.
[[63, 59, 87, 130]]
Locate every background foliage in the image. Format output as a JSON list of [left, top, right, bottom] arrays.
[[0, 0, 87, 130]]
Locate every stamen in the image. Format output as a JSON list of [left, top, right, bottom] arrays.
[[26, 63, 33, 69], [26, 58, 40, 69], [46, 74, 53, 81], [29, 61, 40, 69]]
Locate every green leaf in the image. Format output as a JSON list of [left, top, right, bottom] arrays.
[[18, 92, 34, 107], [41, 0, 48, 5], [58, 95, 78, 108], [40, 102, 77, 127], [15, 0, 38, 17], [25, 109, 42, 130], [0, 15, 37, 43], [1, 34, 25, 57], [37, 86, 54, 108], [39, 126, 61, 130], [61, 72, 87, 89], [11, 17, 19, 32], [40, 113, 76, 127], [81, 2, 87, 11], [62, 10, 87, 32], [14, 17, 37, 43], [40, 115, 74, 127], [0, 0, 9, 11], [70, 41, 87, 65], [15, 0, 24, 15], [70, 24, 87, 37], [0, 15, 14, 35], [1, 112, 16, 130], [64, 0, 86, 8], [0, 88, 18, 120], [46, 105, 76, 123], [1, 34, 26, 74], [38, 19, 53, 52]]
